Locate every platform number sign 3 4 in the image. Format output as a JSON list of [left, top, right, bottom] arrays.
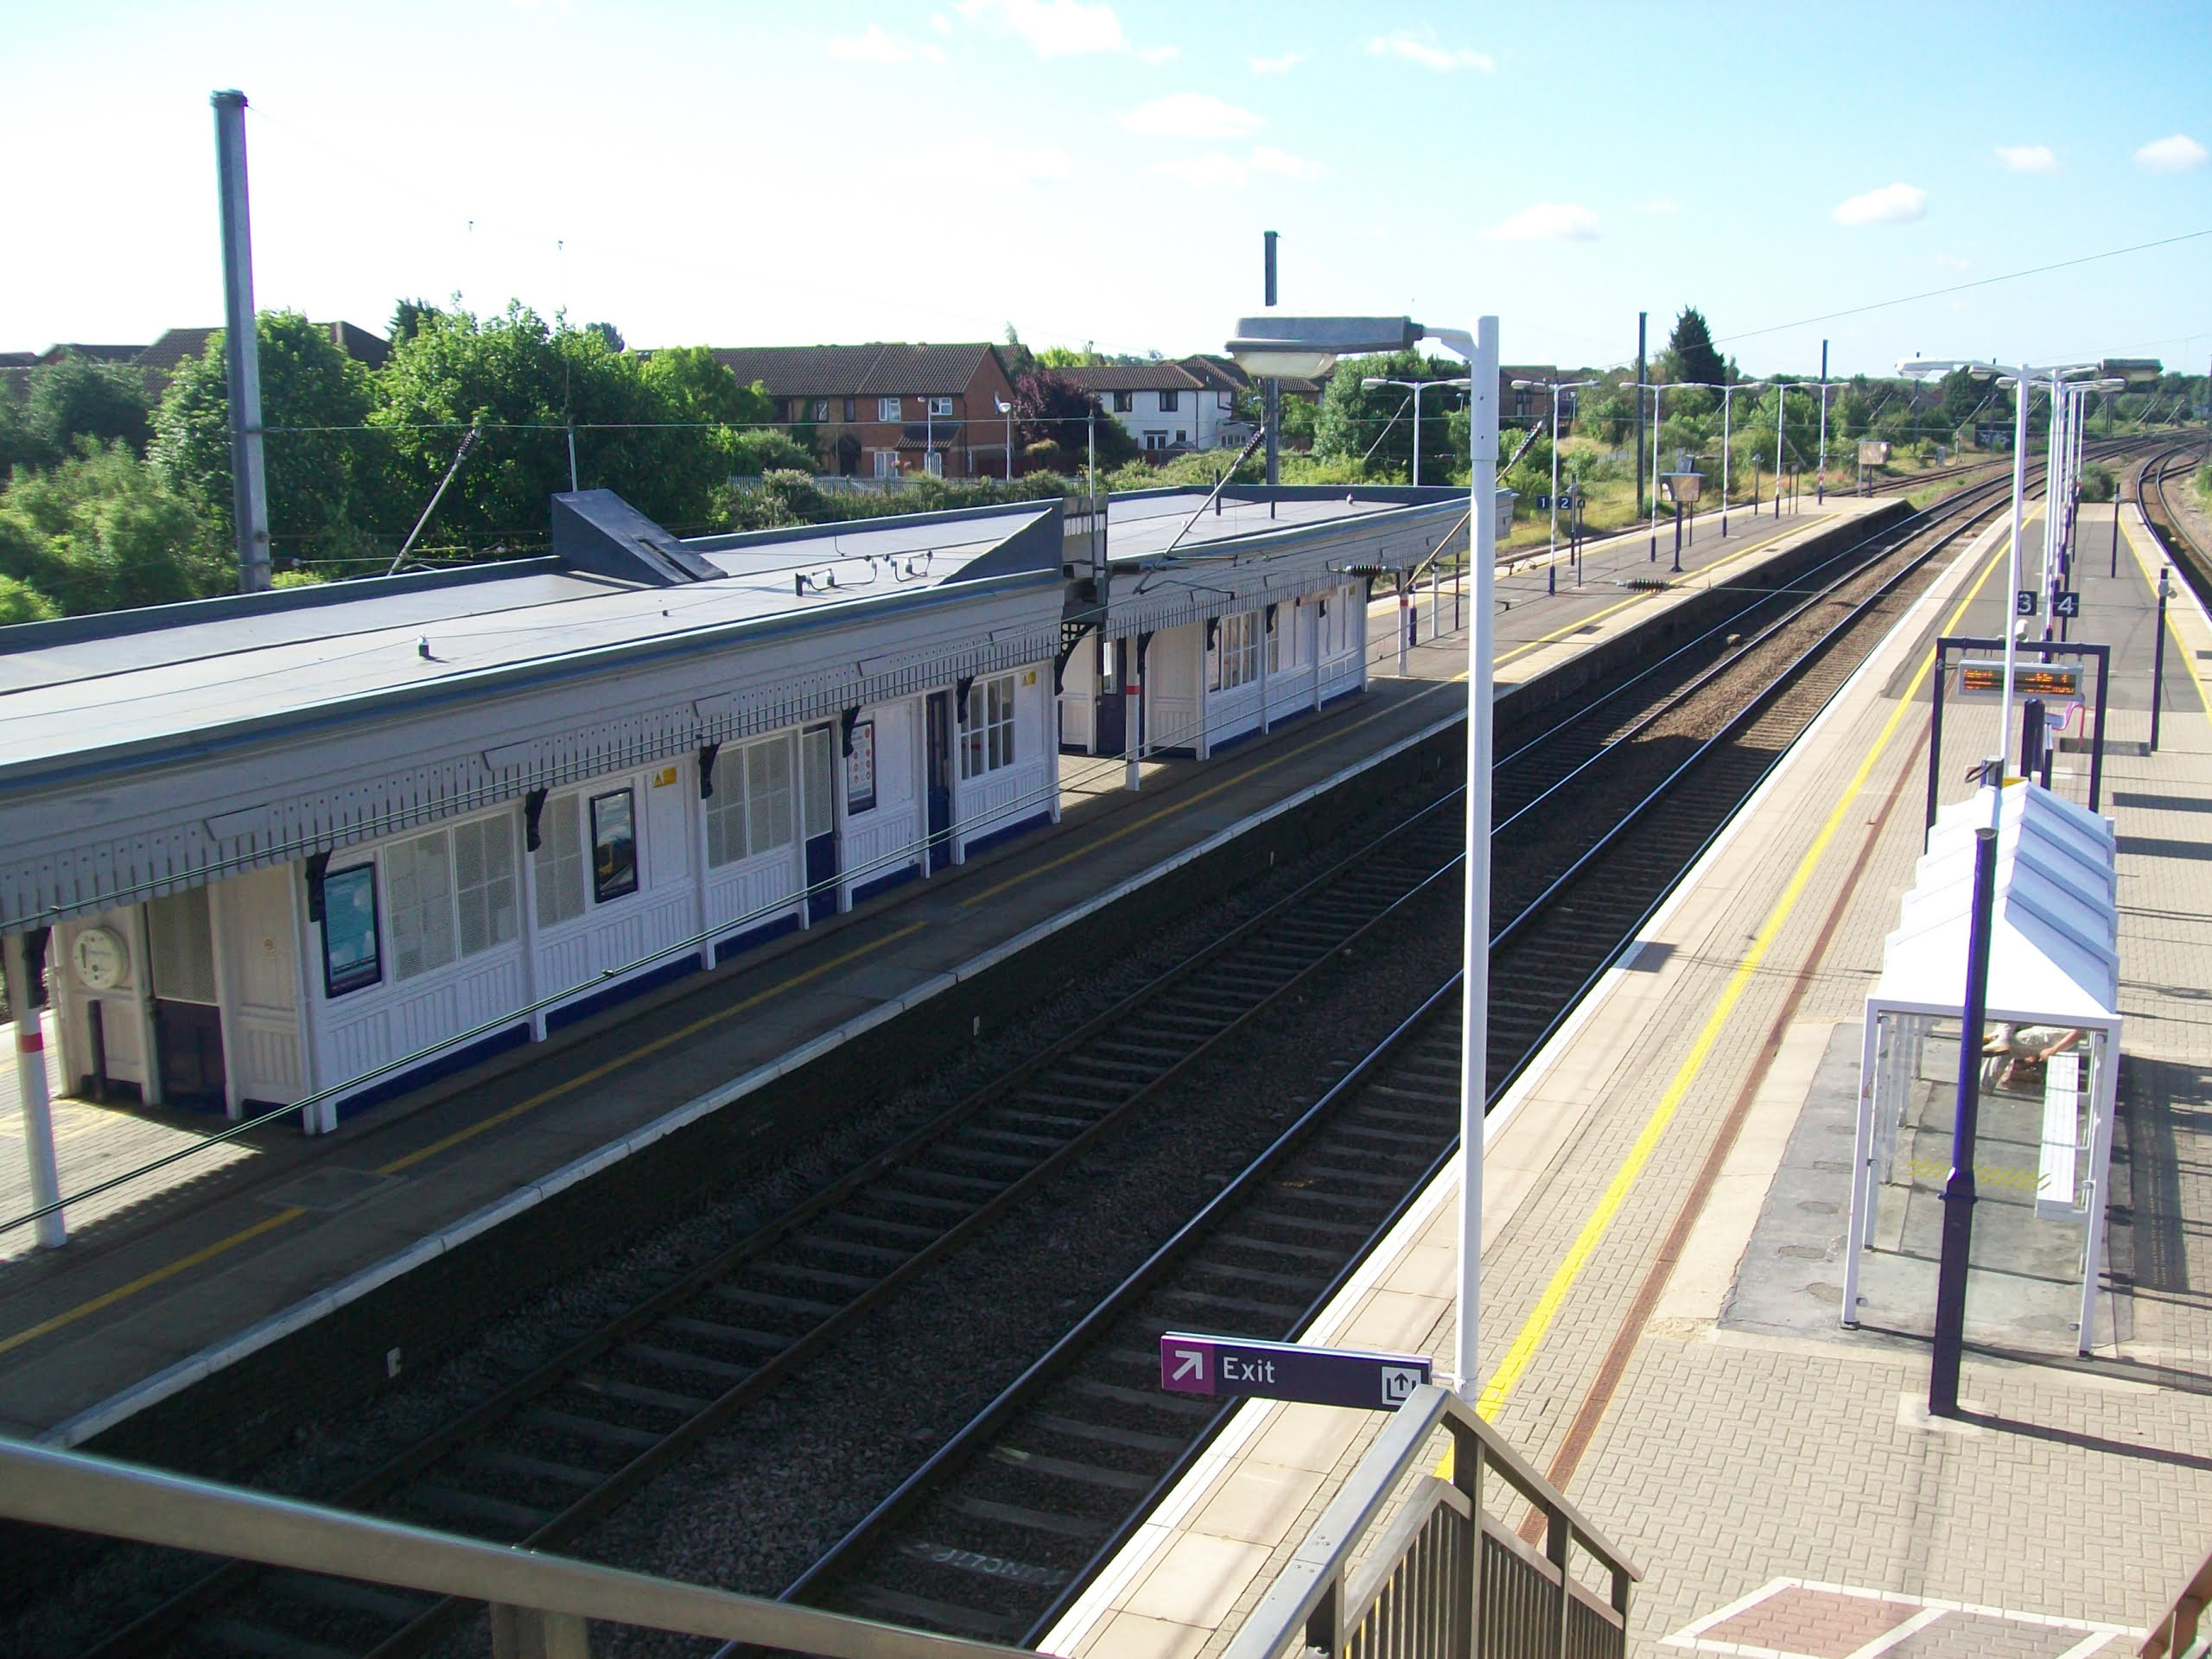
[[2016, 588, 2039, 617], [2053, 590, 2080, 619]]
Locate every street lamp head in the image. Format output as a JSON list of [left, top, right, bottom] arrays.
[[1226, 315, 1422, 379], [994, 397, 1012, 413], [1510, 379, 1535, 390]]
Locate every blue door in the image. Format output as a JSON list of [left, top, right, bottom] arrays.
[[801, 723, 839, 921], [926, 691, 954, 873]]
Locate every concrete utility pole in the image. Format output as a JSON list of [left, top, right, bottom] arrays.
[[3, 931, 65, 1249], [1634, 311, 1648, 517], [212, 90, 272, 594], [1817, 339, 1829, 502], [1262, 232, 1281, 487]]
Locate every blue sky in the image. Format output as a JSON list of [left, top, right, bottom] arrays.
[[5, 0, 2208, 378]]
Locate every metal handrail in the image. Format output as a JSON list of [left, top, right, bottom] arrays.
[[1222, 1385, 1638, 1659], [0, 1435, 1027, 1659]]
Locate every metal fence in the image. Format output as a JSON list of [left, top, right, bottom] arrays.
[[1224, 1384, 1637, 1659], [0, 1436, 1030, 1659]]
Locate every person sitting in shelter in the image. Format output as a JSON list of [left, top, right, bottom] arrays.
[[1980, 1023, 2083, 1092]]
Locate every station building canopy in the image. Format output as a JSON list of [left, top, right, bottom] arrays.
[[1088, 484, 1485, 637], [0, 492, 1067, 932]]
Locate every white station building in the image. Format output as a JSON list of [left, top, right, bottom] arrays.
[[0, 485, 1469, 1133]]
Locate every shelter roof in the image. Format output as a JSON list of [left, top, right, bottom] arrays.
[[1871, 784, 2121, 1028]]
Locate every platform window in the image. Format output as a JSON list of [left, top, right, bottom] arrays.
[[1216, 611, 1261, 690], [321, 864, 381, 996], [535, 795, 587, 927], [962, 674, 1016, 778], [454, 816, 518, 957], [707, 734, 796, 868], [590, 788, 639, 904], [388, 829, 457, 980]]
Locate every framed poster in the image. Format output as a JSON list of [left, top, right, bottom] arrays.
[[590, 788, 639, 903], [846, 719, 876, 815], [321, 863, 382, 996]]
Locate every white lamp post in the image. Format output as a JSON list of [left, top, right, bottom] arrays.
[[994, 395, 1014, 483], [1898, 356, 2099, 768], [1230, 312, 1499, 1395], [1512, 378, 1596, 572], [1361, 374, 1473, 487]]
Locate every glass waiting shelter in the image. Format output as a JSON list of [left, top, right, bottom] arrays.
[[1842, 783, 2121, 1356]]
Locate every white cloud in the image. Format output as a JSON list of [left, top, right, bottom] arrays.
[[1994, 143, 2057, 175], [921, 137, 1073, 187], [1483, 201, 1600, 242], [1150, 153, 1251, 190], [1831, 182, 1928, 225], [1137, 43, 1179, 63], [2135, 132, 2208, 173], [1251, 51, 1304, 73], [1930, 251, 1969, 271], [930, 11, 953, 32], [1250, 146, 1325, 181], [1147, 145, 1325, 189], [1366, 33, 1492, 72], [1120, 92, 1265, 139], [954, 0, 1127, 56], [830, 24, 944, 62], [1639, 196, 1679, 214]]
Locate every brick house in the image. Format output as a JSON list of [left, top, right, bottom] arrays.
[[709, 342, 1020, 480]]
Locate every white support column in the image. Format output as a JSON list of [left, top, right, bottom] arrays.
[[128, 905, 162, 1108], [1455, 316, 1498, 1397], [4, 931, 67, 1249]]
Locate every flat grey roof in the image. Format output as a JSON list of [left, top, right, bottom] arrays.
[[1100, 486, 1471, 563], [0, 500, 1059, 778]]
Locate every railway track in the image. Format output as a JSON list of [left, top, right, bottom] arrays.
[[2137, 441, 2211, 606], [64, 477, 2018, 1659], [767, 472, 2035, 1644]]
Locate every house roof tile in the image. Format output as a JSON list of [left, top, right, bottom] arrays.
[[709, 342, 1004, 397]]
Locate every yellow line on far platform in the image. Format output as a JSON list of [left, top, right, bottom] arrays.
[[1474, 528, 2010, 1421]]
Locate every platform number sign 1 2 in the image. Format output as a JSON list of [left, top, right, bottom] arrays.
[[2016, 589, 2038, 617], [2054, 590, 2080, 619]]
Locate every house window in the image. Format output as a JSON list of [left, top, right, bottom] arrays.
[[1158, 390, 1180, 412], [1514, 388, 1533, 418], [927, 396, 953, 416], [843, 397, 856, 421], [534, 795, 587, 926], [707, 734, 797, 867], [878, 396, 903, 422], [1218, 391, 1234, 411], [321, 864, 381, 996], [961, 674, 1016, 779], [1112, 391, 1134, 413], [925, 450, 943, 477], [1213, 612, 1261, 690], [873, 450, 897, 479], [811, 398, 831, 422], [1144, 431, 1167, 450], [1175, 429, 1187, 446]]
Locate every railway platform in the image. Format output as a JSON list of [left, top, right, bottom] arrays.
[[0, 496, 1883, 1469], [1046, 497, 2212, 1659]]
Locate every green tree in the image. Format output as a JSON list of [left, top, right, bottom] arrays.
[[0, 573, 59, 624], [640, 345, 776, 479], [728, 429, 818, 474], [23, 352, 154, 460], [1315, 352, 1465, 481], [1660, 306, 1726, 388], [373, 303, 728, 549], [0, 442, 226, 613], [1011, 369, 1136, 472], [151, 311, 385, 571]]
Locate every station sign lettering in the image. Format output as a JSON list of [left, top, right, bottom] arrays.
[[1959, 661, 2082, 698], [2054, 590, 2080, 619], [2016, 589, 2039, 617], [1159, 1332, 1431, 1410]]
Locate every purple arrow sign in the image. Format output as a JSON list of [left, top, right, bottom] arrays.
[[1160, 1332, 1432, 1411]]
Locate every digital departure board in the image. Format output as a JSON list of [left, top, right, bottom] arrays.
[[1960, 661, 2081, 697]]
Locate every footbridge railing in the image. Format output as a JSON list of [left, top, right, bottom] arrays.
[[0, 1436, 1030, 1659], [1222, 1384, 1638, 1659]]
